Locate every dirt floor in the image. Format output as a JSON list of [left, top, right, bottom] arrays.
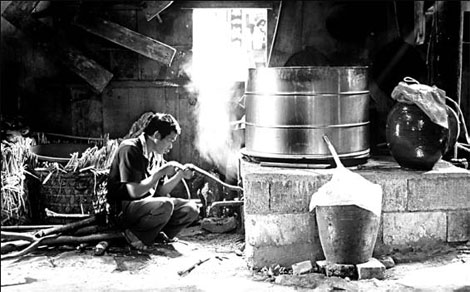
[[1, 224, 470, 292]]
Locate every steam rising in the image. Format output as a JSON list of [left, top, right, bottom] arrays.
[[183, 15, 246, 181], [184, 55, 243, 181]]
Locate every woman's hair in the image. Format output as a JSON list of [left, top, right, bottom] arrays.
[[143, 113, 181, 138]]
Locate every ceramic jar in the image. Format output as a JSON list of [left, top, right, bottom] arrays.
[[386, 102, 451, 170]]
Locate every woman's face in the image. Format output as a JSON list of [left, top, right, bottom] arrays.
[[152, 131, 178, 155]]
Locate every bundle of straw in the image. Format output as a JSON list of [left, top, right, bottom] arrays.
[[63, 139, 119, 172], [1, 137, 35, 225]]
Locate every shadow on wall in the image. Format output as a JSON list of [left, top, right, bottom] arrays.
[[369, 38, 427, 152], [325, 1, 389, 43]]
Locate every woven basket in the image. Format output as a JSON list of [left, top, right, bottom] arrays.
[[36, 169, 108, 224]]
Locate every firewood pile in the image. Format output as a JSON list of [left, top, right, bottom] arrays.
[[0, 134, 123, 260], [1, 214, 124, 260]]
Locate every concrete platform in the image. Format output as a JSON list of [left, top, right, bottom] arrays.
[[241, 156, 470, 268]]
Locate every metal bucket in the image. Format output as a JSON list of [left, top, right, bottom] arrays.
[[243, 66, 370, 163], [316, 205, 380, 264]]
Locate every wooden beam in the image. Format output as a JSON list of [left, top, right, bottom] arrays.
[[3, 1, 38, 16], [1, 1, 113, 93], [432, 1, 463, 104], [74, 16, 177, 66], [142, 1, 174, 22], [413, 1, 425, 45], [176, 1, 275, 9]]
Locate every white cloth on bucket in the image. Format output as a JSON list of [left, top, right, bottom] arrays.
[[309, 168, 383, 217]]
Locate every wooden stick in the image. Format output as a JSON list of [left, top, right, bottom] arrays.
[[1, 225, 62, 231], [45, 208, 91, 219], [1, 240, 29, 255], [34, 215, 97, 238], [40, 232, 123, 246], [177, 257, 211, 276], [1, 234, 58, 260], [72, 225, 111, 236], [1, 232, 123, 260], [1, 231, 36, 242]]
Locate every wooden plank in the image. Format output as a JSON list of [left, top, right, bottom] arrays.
[[2, 1, 113, 93], [59, 47, 114, 93], [109, 49, 140, 80], [165, 87, 181, 161], [74, 16, 177, 66], [127, 87, 146, 132], [142, 1, 174, 22], [33, 83, 73, 134], [268, 1, 304, 67], [70, 86, 103, 137], [2, 1, 38, 17], [132, 87, 148, 114], [102, 87, 131, 138], [178, 88, 198, 165]]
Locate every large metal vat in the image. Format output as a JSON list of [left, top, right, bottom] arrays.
[[243, 66, 370, 162]]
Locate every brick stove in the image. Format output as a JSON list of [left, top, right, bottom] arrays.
[[240, 156, 470, 268]]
